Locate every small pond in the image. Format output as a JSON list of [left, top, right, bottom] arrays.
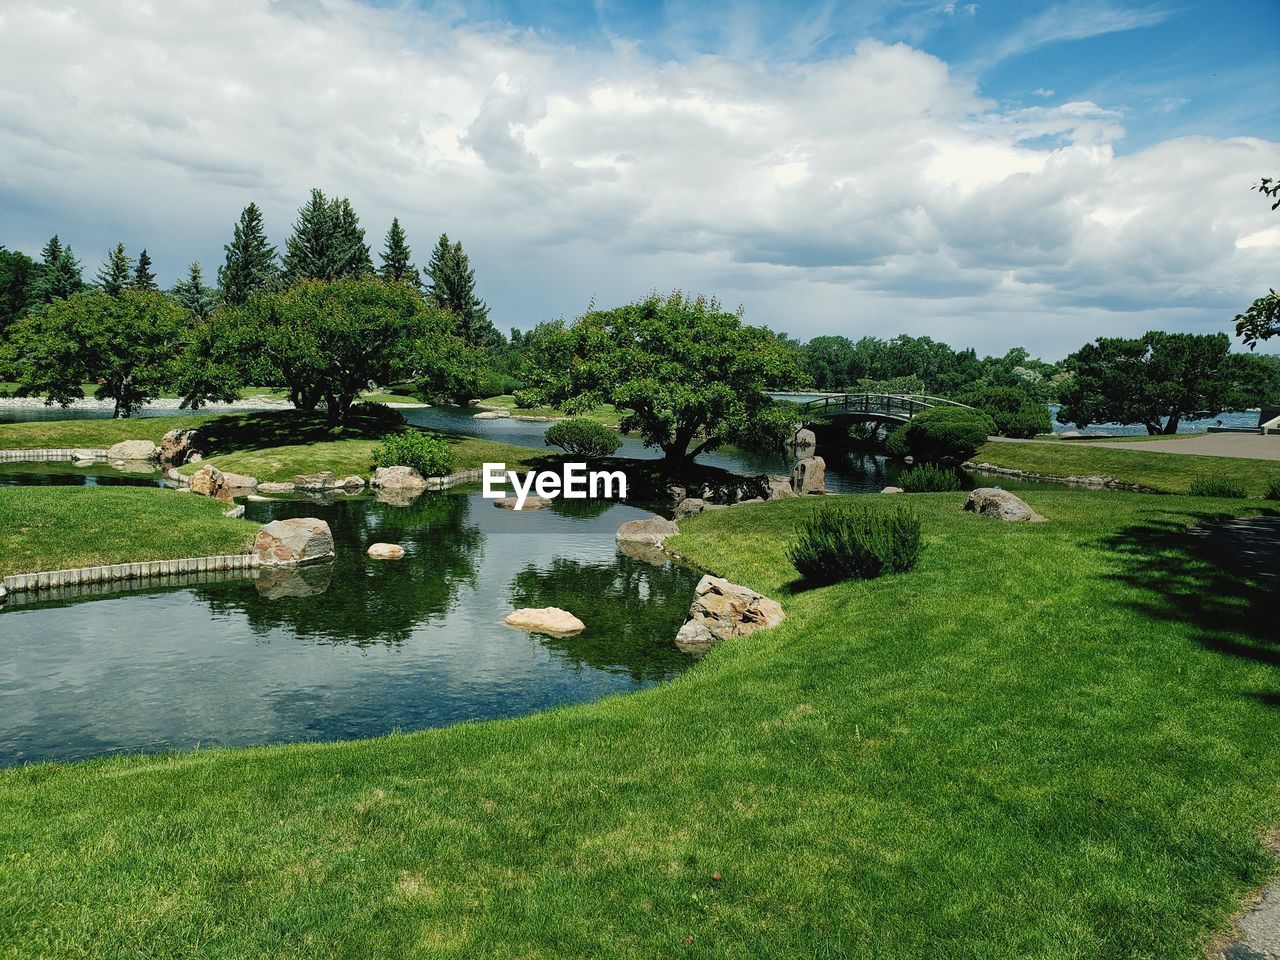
[[0, 478, 700, 766]]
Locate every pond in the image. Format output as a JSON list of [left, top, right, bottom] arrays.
[[0, 478, 701, 766]]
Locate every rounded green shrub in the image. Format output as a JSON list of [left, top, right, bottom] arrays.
[[883, 424, 910, 458], [902, 407, 996, 462], [512, 388, 542, 409], [954, 386, 1051, 439], [370, 429, 454, 477], [788, 503, 922, 585], [1187, 477, 1247, 499], [544, 418, 622, 459], [898, 463, 962, 493]]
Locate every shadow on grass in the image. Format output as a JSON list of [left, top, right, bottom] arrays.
[[1100, 508, 1280, 698]]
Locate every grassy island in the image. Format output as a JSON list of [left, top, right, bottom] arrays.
[[1, 490, 1276, 957]]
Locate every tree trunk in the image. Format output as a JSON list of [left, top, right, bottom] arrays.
[[1162, 413, 1182, 435]]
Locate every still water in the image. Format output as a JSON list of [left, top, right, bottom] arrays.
[[0, 483, 700, 766]]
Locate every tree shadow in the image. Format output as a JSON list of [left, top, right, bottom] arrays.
[[1099, 509, 1280, 696]]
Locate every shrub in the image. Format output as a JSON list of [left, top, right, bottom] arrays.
[[544, 418, 622, 459], [511, 388, 542, 409], [883, 424, 910, 458], [370, 429, 454, 477], [1267, 477, 1280, 501], [898, 463, 962, 493], [788, 503, 922, 585], [902, 407, 996, 462], [351, 400, 405, 428], [954, 386, 1051, 439], [1187, 477, 1247, 499]]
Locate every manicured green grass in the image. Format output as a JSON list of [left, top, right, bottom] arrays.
[[0, 414, 221, 451], [0, 486, 257, 577], [1, 491, 1277, 958], [479, 394, 623, 426], [974, 440, 1280, 496]]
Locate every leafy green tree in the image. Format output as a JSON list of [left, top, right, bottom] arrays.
[[899, 407, 995, 462], [26, 235, 85, 306], [954, 385, 1051, 438], [801, 335, 857, 389], [379, 217, 419, 287], [3, 290, 187, 417], [96, 242, 133, 296], [219, 202, 280, 305], [1237, 177, 1279, 348], [425, 233, 499, 348], [1058, 332, 1259, 434], [170, 262, 218, 322], [283, 188, 373, 284], [0, 246, 35, 343], [131, 248, 158, 291], [527, 291, 798, 466]]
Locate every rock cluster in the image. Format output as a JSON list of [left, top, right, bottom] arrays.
[[673, 575, 786, 654], [963, 488, 1046, 522], [159, 428, 201, 465]]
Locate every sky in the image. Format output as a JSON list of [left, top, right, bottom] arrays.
[[0, 0, 1277, 359]]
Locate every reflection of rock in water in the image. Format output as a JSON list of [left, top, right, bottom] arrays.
[[616, 539, 667, 567], [374, 486, 424, 508], [254, 562, 333, 600], [110, 459, 160, 475]]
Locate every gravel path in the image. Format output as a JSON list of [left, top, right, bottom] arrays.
[[990, 433, 1280, 461]]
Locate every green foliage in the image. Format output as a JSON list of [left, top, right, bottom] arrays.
[[3, 289, 188, 417], [370, 429, 454, 477], [378, 217, 419, 288], [526, 291, 799, 465], [26, 235, 85, 307], [131, 248, 158, 291], [283, 188, 373, 284], [1266, 477, 1280, 501], [1058, 332, 1259, 434], [901, 407, 995, 462], [898, 463, 962, 492], [0, 246, 35, 344], [219, 203, 279, 305], [955, 385, 1051, 438], [544, 418, 622, 459], [1235, 178, 1278, 348], [511, 388, 541, 409], [96, 242, 133, 296], [883, 423, 910, 458], [788, 502, 923, 584], [169, 262, 218, 322], [425, 233, 500, 349], [1187, 478, 1247, 499]]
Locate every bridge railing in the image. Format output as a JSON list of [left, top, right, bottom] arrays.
[[795, 393, 974, 420]]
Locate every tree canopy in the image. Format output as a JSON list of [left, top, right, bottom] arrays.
[[26, 235, 85, 307], [425, 233, 499, 349], [219, 202, 280, 305], [96, 242, 133, 296], [283, 189, 373, 285]]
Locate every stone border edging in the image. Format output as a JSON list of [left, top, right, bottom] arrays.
[[0, 448, 108, 463], [964, 460, 1157, 493], [2, 553, 260, 595]]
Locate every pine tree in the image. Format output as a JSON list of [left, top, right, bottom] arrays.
[[331, 198, 373, 279], [96, 242, 133, 296], [131, 248, 158, 291], [283, 189, 372, 283], [170, 261, 218, 322], [426, 233, 498, 347], [218, 202, 280, 305], [27, 235, 84, 306], [378, 218, 419, 287]]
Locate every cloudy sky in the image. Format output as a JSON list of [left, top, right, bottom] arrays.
[[1, 0, 1277, 358]]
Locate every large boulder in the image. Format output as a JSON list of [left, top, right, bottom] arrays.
[[254, 518, 335, 565], [790, 427, 817, 448], [220, 471, 258, 490], [504, 607, 585, 634], [367, 543, 405, 560], [674, 575, 786, 654], [791, 456, 826, 495], [158, 428, 200, 465], [766, 477, 796, 500], [293, 471, 339, 491], [963, 488, 1046, 522], [616, 516, 679, 547], [188, 464, 233, 503], [473, 410, 510, 420], [257, 481, 296, 494], [371, 466, 429, 490], [881, 486, 904, 495], [106, 439, 158, 462], [675, 497, 711, 519]]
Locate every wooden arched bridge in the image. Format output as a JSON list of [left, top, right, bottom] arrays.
[[794, 393, 973, 427]]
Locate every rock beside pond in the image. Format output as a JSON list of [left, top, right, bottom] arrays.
[[254, 518, 335, 566], [790, 427, 817, 447], [473, 410, 510, 420], [767, 477, 796, 500], [106, 439, 157, 462], [72, 448, 99, 461], [675, 497, 713, 519], [371, 465, 428, 490], [367, 543, 405, 560], [222, 505, 245, 519], [791, 456, 826, 495], [257, 481, 296, 493], [616, 516, 680, 547], [294, 471, 340, 490], [674, 575, 786, 654], [881, 486, 904, 494], [504, 607, 585, 634], [159, 428, 200, 464], [494, 496, 552, 510], [338, 475, 365, 489], [963, 488, 1046, 522], [221, 471, 258, 490], [188, 464, 233, 503]]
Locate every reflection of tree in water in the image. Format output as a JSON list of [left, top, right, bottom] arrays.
[[195, 493, 482, 646], [509, 554, 700, 682]]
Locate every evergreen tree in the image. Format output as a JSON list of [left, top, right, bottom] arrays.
[[131, 248, 158, 291], [170, 261, 218, 322], [27, 235, 84, 306], [425, 233, 499, 348], [0, 246, 36, 341], [331, 197, 373, 279], [283, 189, 372, 283], [218, 202, 280, 305], [96, 242, 133, 296], [379, 217, 419, 287]]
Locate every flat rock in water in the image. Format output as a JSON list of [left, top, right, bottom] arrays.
[[106, 440, 157, 462], [494, 496, 552, 510], [367, 542, 405, 560], [371, 466, 428, 490], [254, 518, 335, 566], [674, 575, 785, 654], [473, 410, 510, 419], [220, 471, 258, 490], [963, 488, 1046, 522], [616, 516, 679, 546], [504, 607, 585, 634], [293, 471, 338, 490]]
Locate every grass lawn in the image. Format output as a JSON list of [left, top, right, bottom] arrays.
[[1, 490, 1277, 957], [0, 487, 257, 577], [0, 414, 222, 451], [479, 393, 623, 426], [974, 439, 1280, 496]]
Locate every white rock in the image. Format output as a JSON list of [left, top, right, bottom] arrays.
[[616, 516, 680, 546], [254, 518, 335, 565], [504, 607, 585, 634], [494, 496, 552, 510], [106, 439, 158, 462], [367, 543, 406, 560]]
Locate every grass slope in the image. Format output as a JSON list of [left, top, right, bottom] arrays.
[[0, 414, 221, 451], [1, 491, 1277, 958], [975, 440, 1280, 496], [479, 394, 623, 426], [0, 487, 258, 577]]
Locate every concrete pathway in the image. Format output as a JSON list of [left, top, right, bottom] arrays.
[[990, 433, 1280, 461], [1222, 875, 1280, 959]]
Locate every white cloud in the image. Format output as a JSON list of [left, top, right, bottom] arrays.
[[0, 0, 1275, 358]]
